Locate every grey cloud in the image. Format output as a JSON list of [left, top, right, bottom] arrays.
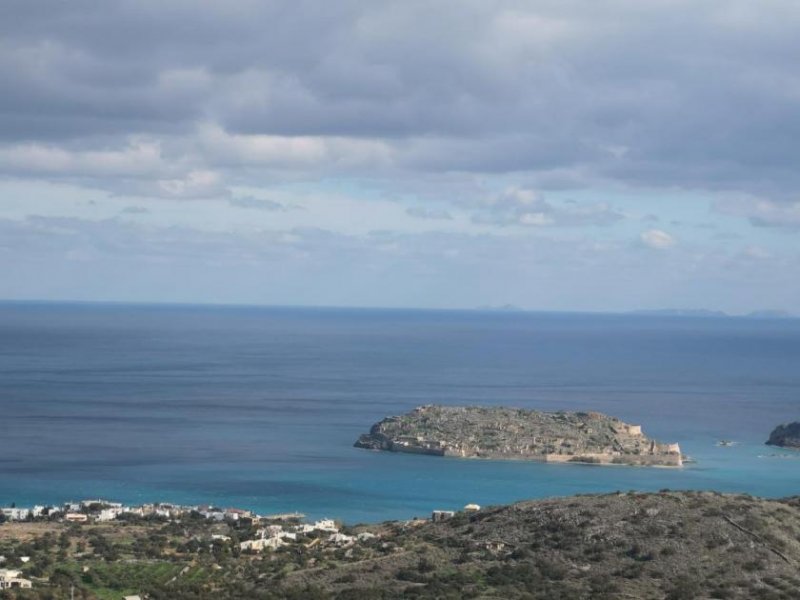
[[1, 1, 800, 202], [714, 197, 800, 230], [405, 206, 453, 220], [121, 206, 148, 214], [228, 196, 290, 211]]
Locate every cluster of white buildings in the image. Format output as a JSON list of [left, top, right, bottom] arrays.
[[1, 506, 49, 521], [432, 503, 481, 522], [1, 499, 273, 525], [239, 518, 377, 552]]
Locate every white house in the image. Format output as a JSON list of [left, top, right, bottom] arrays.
[[65, 513, 88, 523], [1, 508, 30, 521], [97, 507, 125, 522], [313, 519, 338, 532], [199, 510, 226, 521], [224, 508, 252, 520], [432, 510, 455, 522], [0, 569, 32, 590], [327, 533, 355, 546], [80, 499, 122, 509], [240, 536, 285, 551]]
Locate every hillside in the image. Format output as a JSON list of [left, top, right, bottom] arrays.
[[287, 491, 800, 599], [2, 491, 800, 599]]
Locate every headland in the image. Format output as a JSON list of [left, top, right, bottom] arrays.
[[767, 421, 800, 449]]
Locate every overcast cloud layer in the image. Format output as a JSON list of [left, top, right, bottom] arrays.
[[1, 1, 798, 312]]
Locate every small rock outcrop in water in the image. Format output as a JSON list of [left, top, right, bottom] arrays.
[[355, 405, 683, 467], [766, 422, 800, 449]]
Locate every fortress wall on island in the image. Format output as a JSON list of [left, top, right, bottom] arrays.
[[389, 442, 445, 456], [436, 449, 683, 467], [544, 452, 682, 467]]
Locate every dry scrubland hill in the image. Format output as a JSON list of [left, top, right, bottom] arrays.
[[289, 491, 800, 600], [356, 405, 683, 466], [2, 492, 800, 599]]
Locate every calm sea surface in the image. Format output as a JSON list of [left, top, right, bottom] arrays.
[[0, 303, 798, 523]]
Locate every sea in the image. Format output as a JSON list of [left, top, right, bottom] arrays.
[[0, 302, 798, 524]]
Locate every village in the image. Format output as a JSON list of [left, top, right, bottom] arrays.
[[1, 499, 302, 526], [0, 497, 483, 596]]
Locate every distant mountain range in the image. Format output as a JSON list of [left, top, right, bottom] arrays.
[[472, 306, 795, 318], [475, 304, 525, 312], [630, 308, 795, 319]]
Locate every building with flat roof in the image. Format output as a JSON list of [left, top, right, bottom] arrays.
[[0, 569, 32, 590]]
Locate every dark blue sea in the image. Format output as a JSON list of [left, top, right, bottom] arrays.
[[0, 302, 798, 523]]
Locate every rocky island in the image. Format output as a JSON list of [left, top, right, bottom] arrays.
[[355, 405, 683, 467], [766, 421, 800, 449]]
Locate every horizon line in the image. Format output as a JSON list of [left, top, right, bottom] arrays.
[[0, 298, 794, 319]]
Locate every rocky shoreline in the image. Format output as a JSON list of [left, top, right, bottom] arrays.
[[355, 405, 683, 467]]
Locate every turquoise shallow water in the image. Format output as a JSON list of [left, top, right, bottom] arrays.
[[0, 303, 798, 523]]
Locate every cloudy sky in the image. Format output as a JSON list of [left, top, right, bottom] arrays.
[[1, 1, 799, 312]]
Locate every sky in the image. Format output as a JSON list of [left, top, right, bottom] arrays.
[[1, 1, 799, 313]]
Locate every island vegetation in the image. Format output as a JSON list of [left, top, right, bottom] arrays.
[[355, 405, 683, 467]]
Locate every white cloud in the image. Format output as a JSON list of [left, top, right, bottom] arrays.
[[471, 187, 623, 227], [0, 140, 166, 178], [640, 229, 676, 249], [196, 123, 393, 171]]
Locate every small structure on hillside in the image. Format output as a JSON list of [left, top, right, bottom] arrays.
[[240, 537, 286, 551], [0, 569, 32, 590], [65, 513, 88, 523]]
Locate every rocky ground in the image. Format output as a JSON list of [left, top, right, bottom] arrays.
[[2, 491, 800, 599], [767, 422, 800, 449]]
